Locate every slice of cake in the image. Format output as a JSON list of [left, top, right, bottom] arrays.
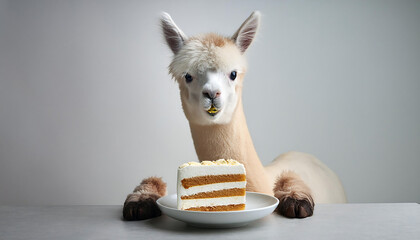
[[177, 159, 246, 211]]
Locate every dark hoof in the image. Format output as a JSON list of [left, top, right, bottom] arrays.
[[123, 197, 161, 221], [276, 197, 314, 218]]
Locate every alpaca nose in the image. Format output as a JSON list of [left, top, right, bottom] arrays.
[[202, 90, 221, 100]]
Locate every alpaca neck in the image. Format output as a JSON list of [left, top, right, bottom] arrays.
[[189, 99, 273, 195]]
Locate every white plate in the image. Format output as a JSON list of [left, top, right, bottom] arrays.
[[157, 192, 279, 228]]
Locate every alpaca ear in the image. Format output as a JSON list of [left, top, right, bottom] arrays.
[[161, 12, 188, 55], [232, 11, 261, 53]]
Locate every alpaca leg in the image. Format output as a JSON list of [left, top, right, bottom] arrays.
[[273, 171, 314, 218], [123, 177, 167, 221]]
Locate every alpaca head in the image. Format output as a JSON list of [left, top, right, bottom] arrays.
[[161, 12, 260, 125]]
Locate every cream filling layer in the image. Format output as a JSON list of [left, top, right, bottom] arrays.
[[179, 181, 246, 197], [179, 196, 246, 210]]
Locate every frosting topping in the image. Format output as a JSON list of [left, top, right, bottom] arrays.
[[179, 159, 241, 169]]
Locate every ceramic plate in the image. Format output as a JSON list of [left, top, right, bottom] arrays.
[[157, 192, 279, 228]]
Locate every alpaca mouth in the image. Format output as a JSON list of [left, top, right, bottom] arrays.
[[206, 104, 219, 116]]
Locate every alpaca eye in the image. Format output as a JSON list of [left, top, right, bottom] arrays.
[[230, 71, 237, 81], [185, 73, 193, 83]]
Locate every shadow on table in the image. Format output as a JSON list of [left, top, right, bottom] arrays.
[[141, 214, 268, 233]]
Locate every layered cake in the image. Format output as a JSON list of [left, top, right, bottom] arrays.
[[177, 159, 246, 211]]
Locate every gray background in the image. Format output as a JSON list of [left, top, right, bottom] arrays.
[[0, 0, 419, 205]]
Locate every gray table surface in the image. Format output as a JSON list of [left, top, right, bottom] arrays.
[[0, 203, 419, 240]]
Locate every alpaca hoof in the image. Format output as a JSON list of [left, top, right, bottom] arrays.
[[123, 197, 161, 221], [276, 196, 314, 218]]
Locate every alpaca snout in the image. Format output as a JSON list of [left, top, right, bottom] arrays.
[[202, 90, 221, 100]]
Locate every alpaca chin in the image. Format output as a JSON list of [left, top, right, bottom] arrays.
[[188, 107, 232, 126]]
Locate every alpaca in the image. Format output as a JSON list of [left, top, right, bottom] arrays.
[[123, 11, 347, 220]]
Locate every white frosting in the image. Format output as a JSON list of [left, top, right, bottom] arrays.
[[179, 196, 246, 210], [179, 159, 242, 169], [177, 164, 246, 179]]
